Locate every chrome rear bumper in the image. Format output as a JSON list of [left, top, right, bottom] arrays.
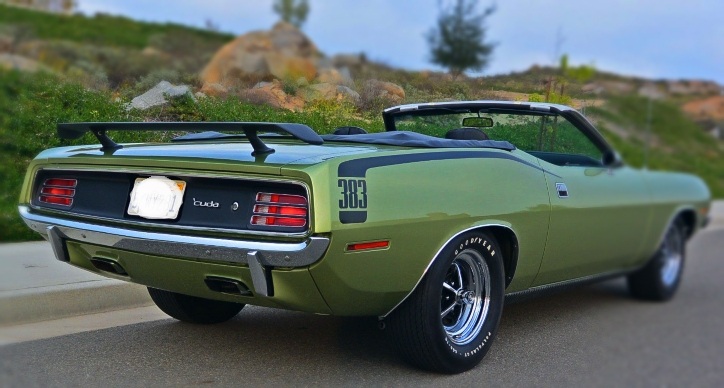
[[18, 206, 330, 268]]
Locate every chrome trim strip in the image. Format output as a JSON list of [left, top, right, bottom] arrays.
[[19, 206, 329, 268], [503, 269, 631, 304], [380, 223, 516, 318], [30, 167, 314, 239]]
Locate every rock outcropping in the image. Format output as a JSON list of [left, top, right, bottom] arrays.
[[682, 96, 724, 122], [200, 22, 321, 87], [128, 81, 194, 110], [197, 22, 406, 111]]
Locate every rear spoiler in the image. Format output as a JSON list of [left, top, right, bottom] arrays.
[[57, 122, 324, 155]]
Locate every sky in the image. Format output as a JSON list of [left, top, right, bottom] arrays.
[[77, 0, 724, 84]]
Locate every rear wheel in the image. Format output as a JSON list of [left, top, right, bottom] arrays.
[[627, 220, 686, 301], [388, 231, 505, 374], [148, 287, 244, 324]]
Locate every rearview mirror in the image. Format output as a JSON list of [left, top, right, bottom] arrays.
[[462, 117, 493, 128]]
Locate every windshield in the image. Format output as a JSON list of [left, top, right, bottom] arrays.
[[393, 109, 603, 164]]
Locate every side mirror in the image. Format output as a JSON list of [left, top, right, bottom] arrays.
[[462, 117, 493, 128], [602, 150, 623, 168]]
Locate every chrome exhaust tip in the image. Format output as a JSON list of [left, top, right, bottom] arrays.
[[89, 257, 128, 276], [204, 276, 252, 296]]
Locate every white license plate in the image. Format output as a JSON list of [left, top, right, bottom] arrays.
[[127, 176, 187, 220]]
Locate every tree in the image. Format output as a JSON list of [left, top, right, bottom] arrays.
[[273, 0, 310, 29], [427, 0, 496, 79], [540, 54, 596, 104]]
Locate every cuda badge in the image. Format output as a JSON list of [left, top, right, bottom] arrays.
[[193, 198, 220, 208], [555, 183, 569, 198]]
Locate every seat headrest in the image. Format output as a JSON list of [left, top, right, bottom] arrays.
[[445, 127, 489, 140], [332, 126, 368, 135]]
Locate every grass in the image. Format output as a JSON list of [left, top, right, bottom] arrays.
[[588, 95, 724, 196], [0, 4, 233, 49], [0, 70, 385, 241]]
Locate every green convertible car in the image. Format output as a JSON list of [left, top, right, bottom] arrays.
[[19, 101, 711, 373]]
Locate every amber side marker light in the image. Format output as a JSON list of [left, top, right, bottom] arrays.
[[39, 178, 77, 207], [346, 240, 390, 252]]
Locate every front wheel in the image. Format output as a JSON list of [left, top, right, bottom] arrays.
[[627, 220, 686, 301], [148, 287, 245, 324], [388, 232, 505, 374]]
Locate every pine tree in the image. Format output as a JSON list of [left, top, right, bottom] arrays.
[[272, 0, 310, 29], [427, 0, 496, 78]]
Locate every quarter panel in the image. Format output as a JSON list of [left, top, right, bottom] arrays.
[[308, 150, 551, 315]]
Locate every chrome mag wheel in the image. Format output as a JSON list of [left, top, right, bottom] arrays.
[[388, 231, 504, 373], [627, 219, 687, 301], [440, 249, 491, 346], [660, 224, 684, 287]]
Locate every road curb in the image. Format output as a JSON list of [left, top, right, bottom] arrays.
[[0, 280, 152, 326], [710, 200, 724, 227]]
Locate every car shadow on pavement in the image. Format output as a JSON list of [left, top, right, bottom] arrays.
[[0, 279, 644, 385]]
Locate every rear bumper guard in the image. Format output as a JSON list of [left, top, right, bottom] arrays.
[[19, 205, 330, 270]]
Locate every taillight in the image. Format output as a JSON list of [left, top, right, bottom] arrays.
[[251, 215, 306, 227], [251, 192, 308, 228], [255, 192, 307, 206], [39, 178, 77, 207], [253, 204, 307, 217]]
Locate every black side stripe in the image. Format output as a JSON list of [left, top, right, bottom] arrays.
[[339, 211, 367, 224], [337, 151, 561, 178]]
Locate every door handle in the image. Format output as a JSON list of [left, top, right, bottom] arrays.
[[555, 183, 569, 198]]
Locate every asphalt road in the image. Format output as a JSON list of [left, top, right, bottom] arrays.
[[1, 227, 723, 387]]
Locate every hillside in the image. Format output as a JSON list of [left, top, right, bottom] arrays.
[[0, 3, 233, 87], [0, 4, 722, 242], [0, 4, 233, 49]]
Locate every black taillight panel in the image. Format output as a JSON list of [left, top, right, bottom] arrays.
[[31, 170, 308, 233]]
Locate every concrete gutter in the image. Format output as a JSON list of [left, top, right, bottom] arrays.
[[709, 200, 724, 228], [0, 242, 151, 326], [1, 200, 723, 326]]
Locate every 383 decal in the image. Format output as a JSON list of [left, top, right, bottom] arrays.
[[337, 178, 368, 224], [338, 179, 367, 209]]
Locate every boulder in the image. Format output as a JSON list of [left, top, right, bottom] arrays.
[[268, 21, 318, 57], [363, 79, 405, 103], [128, 81, 194, 110], [241, 80, 305, 111], [297, 83, 360, 104], [682, 96, 724, 121], [299, 83, 339, 101], [199, 82, 230, 98], [0, 35, 12, 53], [265, 51, 316, 81], [317, 68, 353, 86], [336, 85, 360, 103], [0, 53, 48, 73], [200, 22, 320, 87]]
